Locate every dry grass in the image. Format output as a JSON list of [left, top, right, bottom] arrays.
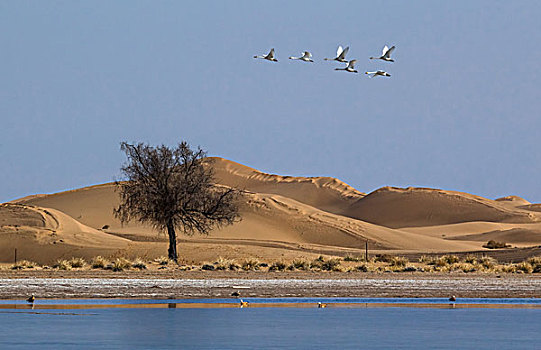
[[156, 256, 170, 266], [289, 259, 310, 271], [132, 258, 147, 270], [215, 257, 239, 271], [389, 256, 408, 267], [11, 260, 37, 270], [53, 259, 72, 270], [321, 258, 342, 271], [68, 257, 86, 268], [269, 261, 287, 271], [527, 257, 541, 273], [478, 256, 497, 269], [241, 258, 260, 271], [91, 256, 109, 269], [515, 262, 533, 274], [111, 258, 131, 272]]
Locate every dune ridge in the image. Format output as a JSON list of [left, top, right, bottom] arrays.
[[3, 157, 541, 263]]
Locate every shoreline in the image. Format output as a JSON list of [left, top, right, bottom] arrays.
[[1, 271, 540, 299]]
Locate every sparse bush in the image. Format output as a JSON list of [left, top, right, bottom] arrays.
[[321, 258, 342, 271], [156, 256, 170, 265], [215, 257, 239, 270], [478, 256, 497, 269], [268, 261, 287, 271], [463, 255, 478, 264], [452, 263, 477, 273], [91, 256, 109, 269], [483, 240, 510, 249], [11, 260, 37, 270], [344, 255, 362, 262], [419, 255, 437, 265], [68, 257, 86, 268], [515, 262, 533, 274], [53, 259, 72, 270], [389, 256, 409, 267], [289, 259, 310, 271], [374, 254, 393, 263], [355, 263, 369, 272], [132, 258, 147, 270], [527, 257, 541, 273], [241, 258, 260, 271], [402, 266, 417, 272], [436, 255, 460, 267], [500, 264, 517, 273], [202, 263, 215, 271], [111, 258, 131, 272]]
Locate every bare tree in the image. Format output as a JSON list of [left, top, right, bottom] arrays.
[[114, 141, 240, 262]]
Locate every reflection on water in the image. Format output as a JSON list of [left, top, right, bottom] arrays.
[[0, 303, 539, 350]]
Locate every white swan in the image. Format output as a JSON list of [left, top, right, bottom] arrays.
[[335, 60, 358, 73], [370, 45, 395, 62], [254, 48, 278, 62], [289, 51, 313, 62], [365, 70, 391, 78], [324, 45, 349, 62]]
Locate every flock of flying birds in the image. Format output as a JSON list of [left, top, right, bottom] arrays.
[[254, 44, 395, 78]]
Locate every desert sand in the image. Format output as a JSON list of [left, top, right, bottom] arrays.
[[2, 157, 541, 265]]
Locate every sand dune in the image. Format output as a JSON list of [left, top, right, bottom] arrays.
[[4, 158, 541, 263], [0, 203, 129, 264], [343, 187, 540, 228]]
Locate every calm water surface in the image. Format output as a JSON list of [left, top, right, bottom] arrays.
[[0, 299, 539, 349]]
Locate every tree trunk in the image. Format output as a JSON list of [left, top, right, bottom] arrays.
[[167, 221, 178, 263]]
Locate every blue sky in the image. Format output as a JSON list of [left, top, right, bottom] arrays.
[[1, 1, 540, 202]]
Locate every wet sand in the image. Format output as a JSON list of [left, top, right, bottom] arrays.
[[0, 270, 540, 299]]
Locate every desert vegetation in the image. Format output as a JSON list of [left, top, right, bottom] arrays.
[[4, 254, 541, 274]]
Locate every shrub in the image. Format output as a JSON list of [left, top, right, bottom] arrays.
[[241, 258, 260, 271], [463, 255, 478, 264], [500, 264, 517, 273], [290, 259, 310, 271], [478, 256, 497, 269], [436, 255, 460, 267], [515, 262, 533, 274], [91, 256, 109, 269], [419, 255, 437, 265], [156, 256, 170, 265], [483, 240, 510, 249], [53, 259, 72, 270], [132, 258, 147, 270], [321, 258, 342, 271], [202, 263, 215, 271], [374, 254, 393, 263], [389, 256, 408, 267], [355, 263, 369, 272], [402, 266, 417, 272], [527, 257, 541, 273], [344, 255, 362, 262], [215, 257, 239, 271], [11, 260, 37, 270], [111, 258, 131, 272], [268, 261, 287, 271], [452, 263, 476, 273], [68, 257, 86, 268]]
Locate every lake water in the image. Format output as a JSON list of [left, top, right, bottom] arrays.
[[1, 298, 540, 349]]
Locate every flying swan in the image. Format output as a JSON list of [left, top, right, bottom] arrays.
[[254, 48, 278, 62], [365, 70, 391, 78], [324, 45, 350, 62], [370, 45, 395, 62], [335, 59, 358, 73], [289, 51, 314, 62]]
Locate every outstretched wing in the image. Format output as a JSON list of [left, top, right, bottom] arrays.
[[336, 46, 343, 57], [382, 45, 389, 56], [303, 51, 312, 58], [268, 48, 275, 58], [339, 46, 349, 60], [384, 46, 395, 58], [348, 59, 357, 69]]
